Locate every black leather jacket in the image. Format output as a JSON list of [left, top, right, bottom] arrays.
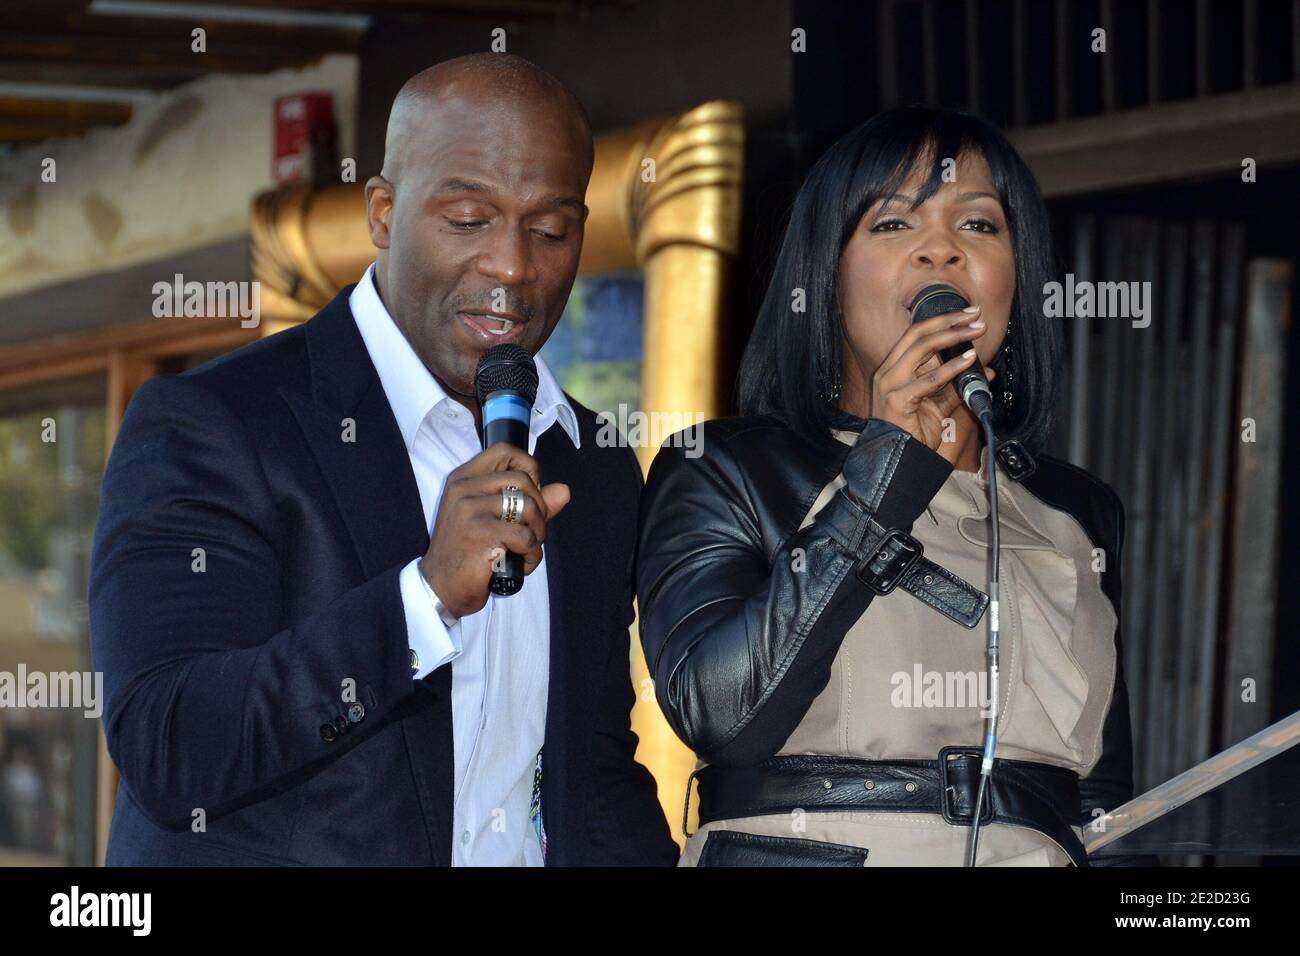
[[636, 413, 1147, 864]]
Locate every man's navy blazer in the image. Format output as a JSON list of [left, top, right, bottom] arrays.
[[89, 287, 677, 866]]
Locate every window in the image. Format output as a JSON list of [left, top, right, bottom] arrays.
[[0, 382, 105, 865]]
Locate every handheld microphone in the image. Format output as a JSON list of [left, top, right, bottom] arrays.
[[908, 284, 994, 419], [474, 344, 539, 596]]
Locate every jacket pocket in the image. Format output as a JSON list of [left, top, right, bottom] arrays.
[[697, 829, 868, 867]]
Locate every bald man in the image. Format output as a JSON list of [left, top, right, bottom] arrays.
[[90, 54, 678, 866]]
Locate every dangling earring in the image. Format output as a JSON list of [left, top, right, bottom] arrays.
[[820, 320, 843, 404], [1000, 316, 1014, 417], [819, 363, 842, 404]]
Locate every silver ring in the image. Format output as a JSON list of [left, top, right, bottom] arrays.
[[500, 485, 524, 524]]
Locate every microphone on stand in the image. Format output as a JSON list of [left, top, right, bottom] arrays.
[[909, 282, 1002, 866], [474, 343, 538, 596]]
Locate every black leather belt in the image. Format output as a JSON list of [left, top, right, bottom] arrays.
[[688, 748, 1088, 866]]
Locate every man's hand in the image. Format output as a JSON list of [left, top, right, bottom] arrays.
[[419, 442, 570, 618]]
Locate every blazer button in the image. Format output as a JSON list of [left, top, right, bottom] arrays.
[[334, 715, 350, 735], [347, 702, 365, 723], [320, 723, 338, 742]]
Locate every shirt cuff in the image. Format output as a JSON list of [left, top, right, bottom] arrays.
[[400, 558, 462, 680]]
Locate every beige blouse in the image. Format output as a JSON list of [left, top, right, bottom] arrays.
[[680, 432, 1119, 866]]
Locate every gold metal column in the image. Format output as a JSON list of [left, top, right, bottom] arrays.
[[625, 101, 743, 844]]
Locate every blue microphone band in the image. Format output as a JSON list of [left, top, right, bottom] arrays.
[[483, 393, 533, 426]]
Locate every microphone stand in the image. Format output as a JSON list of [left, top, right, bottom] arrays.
[[965, 405, 1002, 867]]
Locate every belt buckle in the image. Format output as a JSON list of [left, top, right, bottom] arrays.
[[939, 746, 993, 826], [855, 528, 922, 595]]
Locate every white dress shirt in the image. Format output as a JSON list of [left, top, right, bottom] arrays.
[[350, 264, 579, 866]]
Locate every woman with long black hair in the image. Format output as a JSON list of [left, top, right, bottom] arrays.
[[636, 106, 1147, 866]]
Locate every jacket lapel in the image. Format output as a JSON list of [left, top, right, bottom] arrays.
[[278, 289, 430, 577], [535, 414, 592, 865], [278, 288, 453, 864]]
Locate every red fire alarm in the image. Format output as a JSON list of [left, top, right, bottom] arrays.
[[273, 92, 338, 185]]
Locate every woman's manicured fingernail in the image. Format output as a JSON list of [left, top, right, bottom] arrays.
[[963, 348, 976, 358], [962, 305, 981, 313], [968, 320, 985, 329]]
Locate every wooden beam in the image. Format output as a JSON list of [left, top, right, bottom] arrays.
[[0, 96, 131, 121], [0, 13, 361, 76], [0, 12, 361, 51], [7, 0, 89, 12], [0, 42, 323, 78], [1010, 83, 1300, 197], [0, 121, 101, 143], [0, 315, 257, 392], [0, 61, 204, 90], [0, 96, 131, 143], [159, 0, 577, 15], [0, 96, 132, 142]]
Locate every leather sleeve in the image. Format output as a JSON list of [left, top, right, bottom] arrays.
[[1079, 484, 1159, 866], [636, 419, 952, 767]]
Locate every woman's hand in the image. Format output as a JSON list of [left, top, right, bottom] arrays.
[[869, 305, 996, 452]]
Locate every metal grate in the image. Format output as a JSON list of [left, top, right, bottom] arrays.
[[874, 0, 1300, 127], [1045, 215, 1292, 815]]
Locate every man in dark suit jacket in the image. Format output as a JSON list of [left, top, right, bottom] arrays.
[[89, 53, 676, 866]]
